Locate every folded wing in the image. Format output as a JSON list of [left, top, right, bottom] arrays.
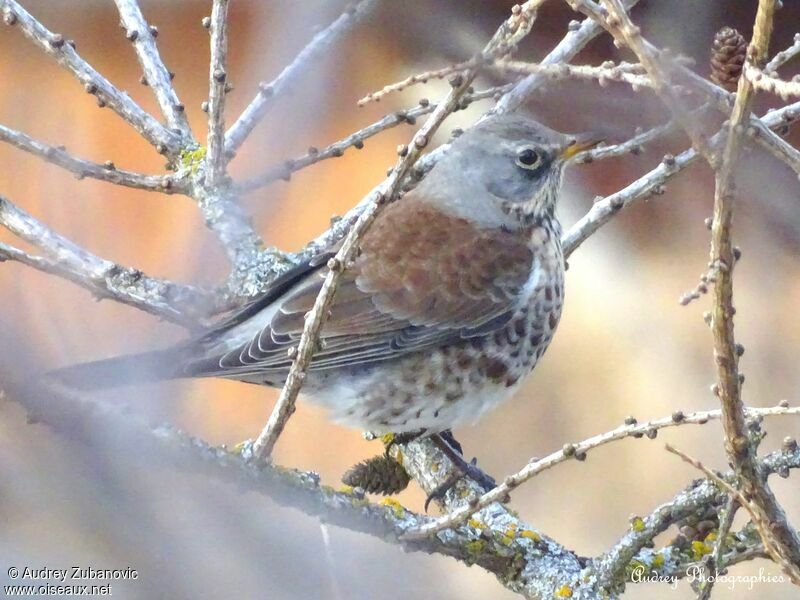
[[182, 200, 534, 380]]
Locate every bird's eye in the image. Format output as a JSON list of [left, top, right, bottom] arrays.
[[516, 147, 541, 169]]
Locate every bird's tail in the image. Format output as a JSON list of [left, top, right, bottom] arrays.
[[44, 349, 184, 391]]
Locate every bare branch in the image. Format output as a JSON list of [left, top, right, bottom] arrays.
[[205, 0, 231, 187], [224, 0, 380, 155], [765, 32, 800, 72], [707, 0, 800, 570], [356, 59, 479, 106], [0, 123, 181, 193], [748, 120, 800, 176], [745, 64, 800, 99], [495, 0, 644, 114], [0, 195, 215, 325], [562, 99, 800, 257], [573, 0, 714, 161], [2, 0, 182, 156], [400, 404, 800, 542], [491, 59, 653, 90], [235, 85, 511, 193], [113, 0, 193, 139]]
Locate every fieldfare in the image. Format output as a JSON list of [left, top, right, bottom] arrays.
[[51, 115, 597, 438]]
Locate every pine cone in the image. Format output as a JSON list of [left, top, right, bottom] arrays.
[[342, 454, 411, 495], [710, 27, 747, 90]]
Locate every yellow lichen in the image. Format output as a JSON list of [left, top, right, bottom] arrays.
[[691, 540, 714, 561], [381, 433, 395, 445], [630, 516, 646, 532], [381, 497, 407, 518], [704, 531, 718, 543], [555, 584, 573, 598], [180, 146, 207, 174], [468, 519, 487, 530], [465, 539, 486, 557], [519, 529, 541, 542], [338, 485, 355, 495], [651, 553, 665, 569]]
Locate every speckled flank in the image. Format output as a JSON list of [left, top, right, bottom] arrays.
[[308, 219, 564, 433]]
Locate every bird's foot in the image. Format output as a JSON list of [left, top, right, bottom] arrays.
[[424, 431, 496, 511], [383, 428, 428, 457]]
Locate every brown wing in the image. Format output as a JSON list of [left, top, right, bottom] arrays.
[[183, 200, 534, 379]]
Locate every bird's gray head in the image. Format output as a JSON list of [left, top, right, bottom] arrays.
[[416, 114, 599, 230]]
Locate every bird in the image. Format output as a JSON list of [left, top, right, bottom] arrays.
[[49, 114, 598, 442]]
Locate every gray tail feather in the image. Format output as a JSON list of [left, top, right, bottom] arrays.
[[44, 349, 184, 391]]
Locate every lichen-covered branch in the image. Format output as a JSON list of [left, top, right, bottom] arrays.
[[1, 0, 182, 156], [593, 442, 800, 594], [6, 379, 586, 600], [666, 445, 800, 584], [401, 405, 799, 542], [113, 0, 193, 139], [224, 0, 380, 155]]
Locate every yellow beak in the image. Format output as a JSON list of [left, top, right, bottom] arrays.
[[559, 133, 605, 160]]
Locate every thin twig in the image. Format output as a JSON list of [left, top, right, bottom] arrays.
[[495, 0, 643, 114], [2, 0, 181, 156], [248, 2, 546, 461], [235, 86, 511, 193], [565, 0, 714, 162], [113, 0, 192, 139], [562, 99, 800, 257], [697, 494, 738, 600], [224, 0, 379, 155], [747, 119, 800, 176], [356, 58, 479, 106], [580, 103, 713, 163], [399, 404, 800, 541], [0, 124, 180, 193], [745, 64, 800, 99], [0, 196, 214, 325], [765, 32, 800, 73], [491, 59, 653, 90], [205, 0, 231, 187], [708, 0, 800, 570]]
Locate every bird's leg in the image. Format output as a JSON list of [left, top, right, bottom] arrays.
[[437, 429, 463, 455], [424, 431, 497, 511]]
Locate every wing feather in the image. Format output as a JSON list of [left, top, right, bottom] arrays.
[[182, 199, 534, 380]]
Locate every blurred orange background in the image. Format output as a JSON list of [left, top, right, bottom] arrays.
[[1, 1, 799, 598]]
